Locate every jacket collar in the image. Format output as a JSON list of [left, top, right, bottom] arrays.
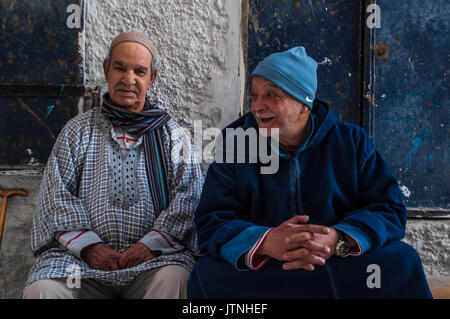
[[240, 99, 337, 156]]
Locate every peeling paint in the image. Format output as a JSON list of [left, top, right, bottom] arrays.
[[408, 57, 415, 70], [18, 98, 56, 140], [427, 153, 433, 169], [407, 128, 429, 169], [426, 102, 441, 109], [375, 40, 389, 60], [399, 184, 411, 198], [26, 148, 40, 166], [45, 104, 55, 118], [318, 57, 333, 65]]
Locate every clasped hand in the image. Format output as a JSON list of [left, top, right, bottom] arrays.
[[81, 242, 161, 271], [256, 215, 338, 271]]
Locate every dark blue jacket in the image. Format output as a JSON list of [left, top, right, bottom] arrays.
[[195, 100, 407, 266]]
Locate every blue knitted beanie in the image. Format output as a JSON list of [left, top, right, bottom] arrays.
[[251, 46, 318, 108]]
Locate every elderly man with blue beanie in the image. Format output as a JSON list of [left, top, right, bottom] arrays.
[[188, 47, 432, 299]]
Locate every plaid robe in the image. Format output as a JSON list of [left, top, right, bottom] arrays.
[[26, 105, 203, 287]]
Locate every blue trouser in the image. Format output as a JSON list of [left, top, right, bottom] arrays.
[[187, 241, 432, 299]]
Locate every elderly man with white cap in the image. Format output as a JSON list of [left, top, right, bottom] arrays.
[[23, 31, 203, 299], [188, 46, 432, 298]]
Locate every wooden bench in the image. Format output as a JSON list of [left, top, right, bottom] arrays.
[[428, 277, 450, 299]]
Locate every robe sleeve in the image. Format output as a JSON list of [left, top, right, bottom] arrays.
[[31, 117, 94, 256], [55, 230, 104, 259], [194, 159, 256, 262], [333, 129, 408, 251]]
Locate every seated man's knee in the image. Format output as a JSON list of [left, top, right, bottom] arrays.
[[22, 278, 75, 299], [157, 265, 190, 287], [381, 241, 424, 269], [141, 265, 190, 299], [360, 240, 428, 290], [396, 241, 427, 272]]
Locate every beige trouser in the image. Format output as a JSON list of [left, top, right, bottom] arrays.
[[22, 265, 189, 299]]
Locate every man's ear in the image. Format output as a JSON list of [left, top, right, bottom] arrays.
[[300, 102, 310, 114], [103, 60, 109, 79], [148, 69, 158, 90]]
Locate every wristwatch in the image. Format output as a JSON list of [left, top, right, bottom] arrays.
[[335, 229, 350, 257]]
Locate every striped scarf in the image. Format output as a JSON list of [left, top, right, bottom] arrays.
[[101, 93, 170, 214]]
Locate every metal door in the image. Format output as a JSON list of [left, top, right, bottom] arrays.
[[247, 0, 449, 217], [0, 0, 84, 168]]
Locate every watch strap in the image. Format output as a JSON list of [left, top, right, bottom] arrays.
[[336, 229, 346, 242]]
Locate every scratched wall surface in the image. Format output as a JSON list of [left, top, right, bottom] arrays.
[[369, 1, 449, 214], [247, 0, 362, 124], [0, 0, 83, 168], [0, 97, 79, 166], [0, 0, 82, 85]]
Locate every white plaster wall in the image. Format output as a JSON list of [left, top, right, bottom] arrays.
[[403, 220, 450, 277], [84, 0, 243, 131]]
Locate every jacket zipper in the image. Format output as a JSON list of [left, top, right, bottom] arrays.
[[289, 157, 296, 217], [289, 155, 303, 217]]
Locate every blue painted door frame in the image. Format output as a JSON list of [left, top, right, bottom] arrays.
[[363, 0, 449, 217]]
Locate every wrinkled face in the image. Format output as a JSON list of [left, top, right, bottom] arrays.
[[103, 42, 156, 112], [251, 76, 310, 148]]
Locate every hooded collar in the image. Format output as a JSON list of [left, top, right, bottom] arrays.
[[240, 99, 337, 157]]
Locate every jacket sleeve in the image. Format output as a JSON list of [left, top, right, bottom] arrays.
[[195, 160, 273, 269], [195, 161, 256, 261], [335, 129, 408, 251]]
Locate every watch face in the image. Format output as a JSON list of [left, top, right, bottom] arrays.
[[336, 240, 349, 256]]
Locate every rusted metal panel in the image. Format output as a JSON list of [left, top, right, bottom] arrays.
[[0, 0, 84, 168], [247, 0, 363, 124], [0, 97, 80, 168], [363, 0, 449, 217], [0, 0, 83, 85], [0, 84, 84, 98]]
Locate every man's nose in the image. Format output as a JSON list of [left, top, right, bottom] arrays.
[[251, 97, 265, 113], [121, 70, 136, 85]]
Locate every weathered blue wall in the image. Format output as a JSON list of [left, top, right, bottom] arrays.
[[247, 0, 363, 124], [0, 97, 79, 166], [365, 0, 449, 216], [0, 0, 83, 168], [247, 0, 449, 216], [0, 0, 82, 84]]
